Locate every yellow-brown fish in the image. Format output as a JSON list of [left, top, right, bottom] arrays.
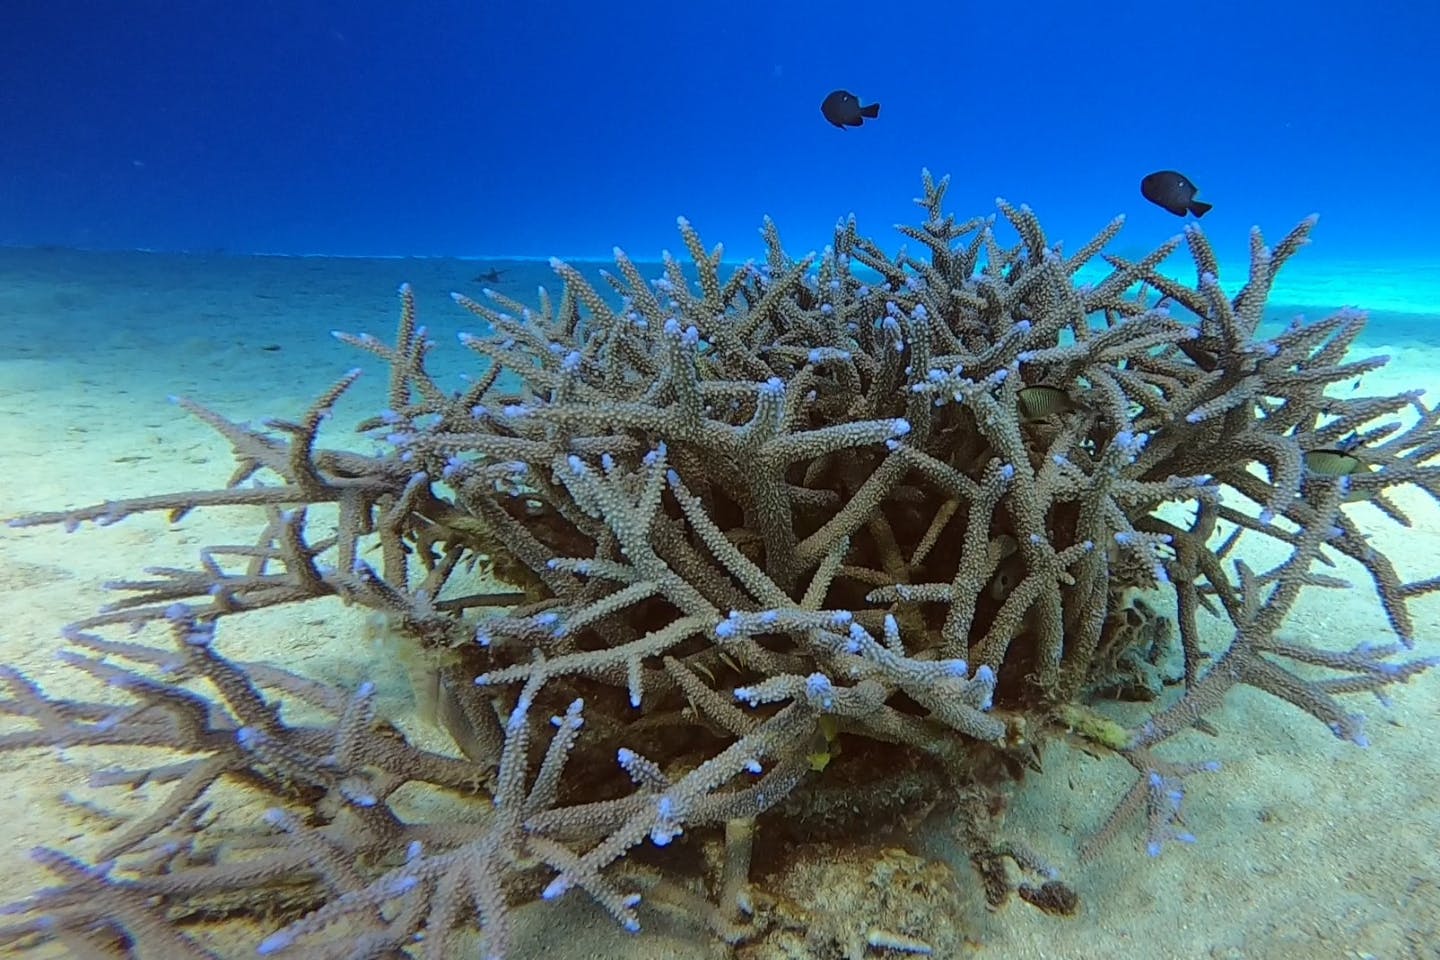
[[1302, 447, 1383, 504], [1302, 448, 1368, 477], [806, 715, 843, 771], [1017, 385, 1082, 422]]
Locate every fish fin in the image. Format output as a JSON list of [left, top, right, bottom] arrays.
[[1164, 204, 1188, 217], [1189, 200, 1213, 218], [860, 102, 880, 118]]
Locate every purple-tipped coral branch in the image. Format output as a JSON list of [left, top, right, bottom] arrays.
[[2, 170, 1438, 957]]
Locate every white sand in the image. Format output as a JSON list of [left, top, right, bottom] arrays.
[[1, 248, 1437, 959]]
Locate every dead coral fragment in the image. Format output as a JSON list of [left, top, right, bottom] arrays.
[[1017, 879, 1080, 916]]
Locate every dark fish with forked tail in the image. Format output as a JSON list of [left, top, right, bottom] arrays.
[[472, 268, 507, 283], [821, 90, 880, 129], [1140, 171, 1212, 218]]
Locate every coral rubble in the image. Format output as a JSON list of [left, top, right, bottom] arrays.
[[3, 171, 1438, 957]]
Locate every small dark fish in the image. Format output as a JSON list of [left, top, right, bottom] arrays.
[[473, 268, 507, 283], [1140, 171, 1213, 218], [820, 90, 880, 129]]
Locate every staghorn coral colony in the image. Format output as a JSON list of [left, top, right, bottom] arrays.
[[3, 170, 1439, 958]]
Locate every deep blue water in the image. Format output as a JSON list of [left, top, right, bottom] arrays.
[[2, 0, 1436, 268]]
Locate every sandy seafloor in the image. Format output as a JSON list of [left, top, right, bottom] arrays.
[[0, 243, 1437, 960]]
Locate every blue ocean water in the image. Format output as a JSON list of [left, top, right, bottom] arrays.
[[2, 0, 1436, 267], [2, 3, 1439, 959]]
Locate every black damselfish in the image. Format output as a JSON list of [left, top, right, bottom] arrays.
[[1141, 170, 1212, 218], [820, 90, 880, 128]]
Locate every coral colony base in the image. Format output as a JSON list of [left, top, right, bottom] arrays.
[[2, 171, 1438, 958]]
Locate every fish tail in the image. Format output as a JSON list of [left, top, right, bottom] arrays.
[[861, 102, 880, 118], [1189, 200, 1213, 218]]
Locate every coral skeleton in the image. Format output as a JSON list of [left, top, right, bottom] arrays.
[[3, 171, 1438, 957]]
